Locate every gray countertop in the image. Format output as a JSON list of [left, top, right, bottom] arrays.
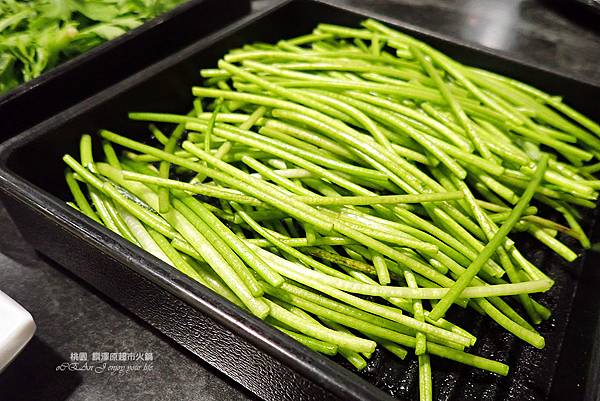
[[0, 1, 599, 400]]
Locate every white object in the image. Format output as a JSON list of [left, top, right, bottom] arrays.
[[0, 290, 36, 373]]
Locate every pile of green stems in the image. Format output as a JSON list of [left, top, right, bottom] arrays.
[[63, 19, 600, 401]]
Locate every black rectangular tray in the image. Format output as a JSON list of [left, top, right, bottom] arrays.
[[1, 1, 599, 400], [0, 0, 250, 142]]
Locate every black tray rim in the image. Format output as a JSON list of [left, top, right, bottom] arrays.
[[0, 0, 599, 400], [0, 0, 230, 106]]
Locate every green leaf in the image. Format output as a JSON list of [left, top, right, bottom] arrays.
[[74, 1, 122, 22], [0, 53, 15, 75], [0, 9, 33, 34], [86, 24, 126, 41], [0, 0, 185, 93], [112, 16, 143, 30], [37, 0, 75, 21]]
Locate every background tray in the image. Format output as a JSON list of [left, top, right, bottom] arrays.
[[0, 0, 250, 142], [0, 1, 599, 400]]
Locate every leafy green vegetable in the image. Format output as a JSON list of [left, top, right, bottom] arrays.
[[0, 0, 186, 93]]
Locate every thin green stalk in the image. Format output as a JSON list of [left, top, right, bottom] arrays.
[[159, 119, 187, 213], [373, 254, 391, 286], [320, 318, 368, 369], [430, 155, 550, 321], [405, 271, 427, 356], [102, 140, 121, 169], [96, 161, 269, 318], [79, 134, 96, 172], [103, 198, 139, 245], [116, 205, 171, 264], [271, 324, 338, 356], [253, 247, 474, 348], [419, 354, 433, 401], [65, 169, 101, 223], [265, 276, 507, 374], [172, 198, 264, 297], [88, 186, 120, 234], [294, 191, 464, 206], [122, 170, 262, 206], [66, 156, 179, 239], [264, 299, 376, 354], [411, 46, 491, 160], [527, 224, 578, 262], [178, 195, 284, 287], [100, 130, 335, 232]]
